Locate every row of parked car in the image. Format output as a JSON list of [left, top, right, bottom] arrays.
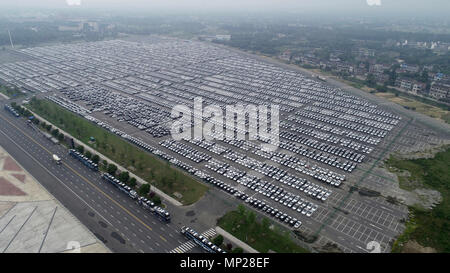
[[239, 157, 333, 202], [252, 143, 347, 185], [204, 158, 320, 220], [285, 114, 381, 146], [284, 123, 369, 161], [203, 172, 305, 229], [4, 104, 19, 117], [146, 125, 170, 138], [244, 193, 303, 229], [279, 173, 332, 201], [295, 109, 387, 139], [101, 173, 138, 199], [101, 173, 171, 222], [58, 85, 172, 139], [282, 118, 373, 154], [280, 131, 364, 164], [186, 138, 230, 155], [311, 97, 401, 125], [223, 150, 333, 202], [160, 139, 211, 163], [313, 101, 400, 126], [279, 140, 356, 174], [181, 226, 226, 254], [47, 95, 91, 116], [307, 105, 394, 133], [68, 149, 99, 171], [236, 173, 318, 217]]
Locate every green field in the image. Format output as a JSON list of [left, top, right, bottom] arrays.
[[218, 205, 309, 253], [27, 98, 208, 205], [386, 146, 450, 252]]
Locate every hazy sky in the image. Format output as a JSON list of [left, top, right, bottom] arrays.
[[0, 0, 449, 17]]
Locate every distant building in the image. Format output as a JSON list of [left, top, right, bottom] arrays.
[[354, 63, 368, 76], [429, 80, 450, 99], [335, 62, 354, 74], [58, 23, 83, 32], [396, 77, 425, 94], [82, 22, 99, 32], [396, 77, 412, 90], [298, 56, 320, 67], [369, 64, 390, 74], [433, 73, 449, 82], [352, 48, 375, 58], [215, 35, 231, 41], [374, 73, 389, 84], [397, 63, 420, 74], [411, 82, 426, 94]]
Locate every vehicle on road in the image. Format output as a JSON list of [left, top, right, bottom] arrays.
[[68, 149, 98, 171], [181, 226, 226, 253], [52, 154, 61, 164]]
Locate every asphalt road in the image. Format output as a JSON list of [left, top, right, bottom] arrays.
[[0, 98, 202, 253]]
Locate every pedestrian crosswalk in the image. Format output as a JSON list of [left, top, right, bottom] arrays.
[[169, 228, 217, 253], [202, 228, 217, 239], [170, 240, 197, 253]]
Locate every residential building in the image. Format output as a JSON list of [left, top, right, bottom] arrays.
[[396, 77, 425, 94], [429, 80, 450, 99], [397, 63, 420, 74]]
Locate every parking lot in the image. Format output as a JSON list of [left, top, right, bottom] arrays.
[[2, 37, 445, 252]]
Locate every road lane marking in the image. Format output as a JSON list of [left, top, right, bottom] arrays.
[[0, 114, 159, 236], [0, 126, 114, 228]]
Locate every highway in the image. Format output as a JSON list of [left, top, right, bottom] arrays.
[[0, 98, 200, 253]]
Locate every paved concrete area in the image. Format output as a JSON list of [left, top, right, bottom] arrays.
[[0, 145, 110, 253]]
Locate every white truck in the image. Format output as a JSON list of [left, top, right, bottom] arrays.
[[52, 154, 61, 165]]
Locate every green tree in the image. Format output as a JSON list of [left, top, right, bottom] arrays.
[[119, 171, 130, 183], [212, 235, 224, 246], [237, 204, 246, 217], [365, 73, 376, 87], [246, 211, 256, 225], [85, 150, 92, 160], [107, 164, 117, 175], [231, 247, 244, 253], [261, 217, 270, 231], [138, 183, 150, 196], [58, 132, 64, 142], [51, 128, 59, 137], [76, 145, 84, 154], [152, 195, 161, 205], [129, 177, 137, 188], [92, 154, 100, 164], [420, 69, 429, 83]]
